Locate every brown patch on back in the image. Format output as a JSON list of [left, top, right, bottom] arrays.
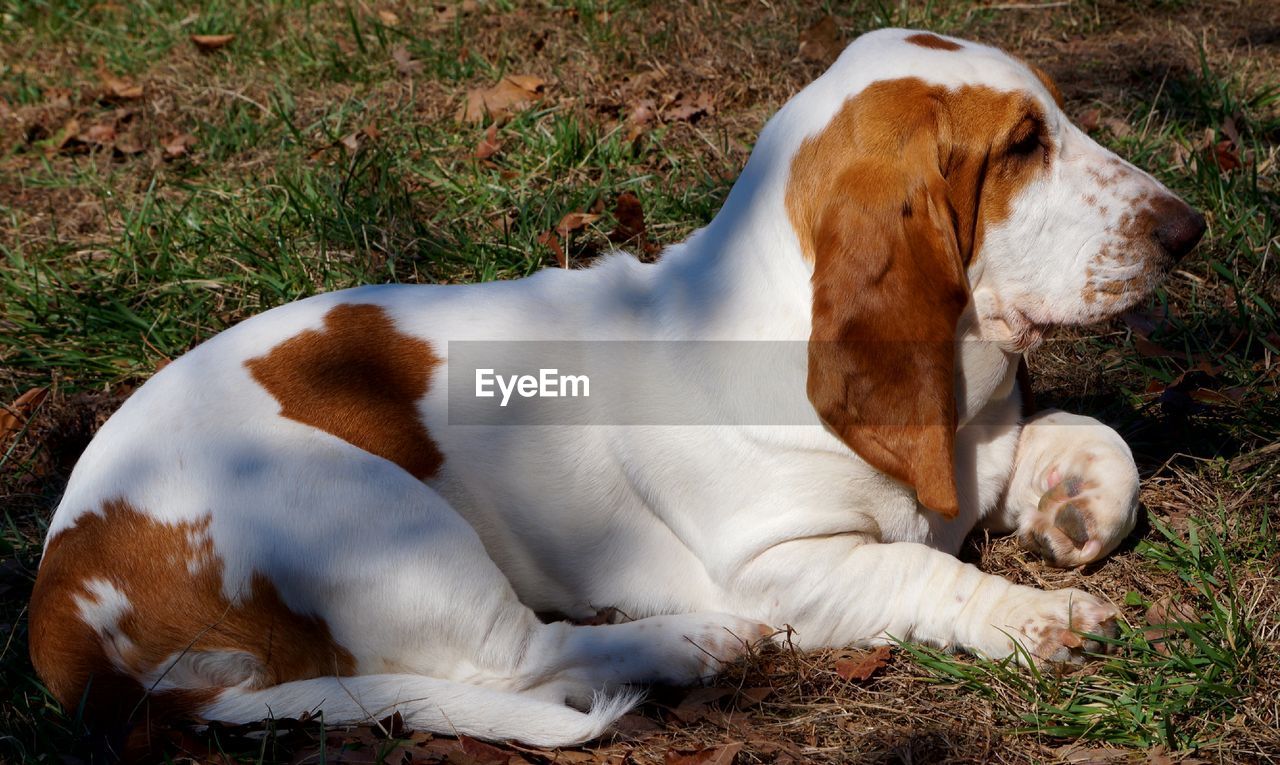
[[246, 303, 444, 479], [29, 500, 356, 726], [787, 78, 1050, 519], [905, 32, 961, 51]]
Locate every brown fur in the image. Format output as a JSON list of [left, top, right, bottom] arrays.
[[787, 78, 1050, 518], [1029, 64, 1065, 108], [29, 499, 356, 726], [905, 32, 961, 51], [246, 302, 444, 479]]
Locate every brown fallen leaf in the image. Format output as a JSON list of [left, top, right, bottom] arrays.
[[663, 92, 714, 123], [1219, 115, 1242, 148], [457, 736, 512, 764], [0, 387, 49, 443], [1053, 743, 1130, 763], [625, 98, 657, 141], [537, 229, 565, 268], [113, 133, 145, 156], [191, 33, 235, 51], [1144, 595, 1197, 655], [474, 124, 502, 159], [556, 211, 600, 236], [736, 686, 773, 706], [80, 122, 116, 146], [609, 191, 646, 244], [665, 743, 743, 765], [1076, 107, 1102, 133], [1145, 595, 1196, 627], [162, 132, 197, 159], [376, 9, 400, 26], [371, 710, 405, 739], [798, 15, 842, 64], [45, 118, 81, 154], [834, 644, 892, 682], [391, 44, 422, 77], [668, 687, 734, 723], [460, 74, 546, 124], [1100, 116, 1131, 138], [98, 66, 143, 100], [1206, 139, 1241, 173]]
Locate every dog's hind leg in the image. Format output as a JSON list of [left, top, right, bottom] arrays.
[[206, 438, 766, 713]]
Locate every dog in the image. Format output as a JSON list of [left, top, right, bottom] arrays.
[[29, 28, 1205, 747]]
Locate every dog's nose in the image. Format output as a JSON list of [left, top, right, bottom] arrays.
[[1152, 200, 1206, 261]]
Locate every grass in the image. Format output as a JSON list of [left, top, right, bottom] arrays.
[[1, 0, 1277, 762]]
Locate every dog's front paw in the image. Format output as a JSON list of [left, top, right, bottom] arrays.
[[1016, 435, 1139, 567], [983, 586, 1120, 666]]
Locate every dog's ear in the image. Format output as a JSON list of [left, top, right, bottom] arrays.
[[806, 158, 970, 518]]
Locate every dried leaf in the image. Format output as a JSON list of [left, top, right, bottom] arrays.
[[1100, 117, 1131, 138], [45, 118, 81, 154], [798, 15, 842, 64], [556, 211, 600, 236], [1219, 115, 1242, 148], [474, 124, 502, 159], [372, 711, 405, 739], [162, 132, 197, 159], [735, 686, 773, 706], [457, 736, 511, 764], [834, 645, 892, 682], [80, 122, 116, 145], [1053, 744, 1130, 763], [668, 687, 733, 723], [377, 9, 400, 26], [113, 132, 145, 156], [391, 44, 422, 76], [608, 191, 646, 244], [1076, 108, 1101, 133], [460, 75, 546, 124], [0, 387, 49, 443], [1206, 140, 1241, 172], [537, 229, 565, 267], [663, 92, 714, 123], [98, 67, 143, 100], [191, 33, 235, 51], [664, 743, 742, 765], [1143, 595, 1197, 655], [1145, 595, 1195, 627], [1134, 336, 1174, 358]]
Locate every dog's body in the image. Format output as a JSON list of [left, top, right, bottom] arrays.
[[30, 29, 1204, 746]]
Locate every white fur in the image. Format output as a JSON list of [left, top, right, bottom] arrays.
[[39, 28, 1194, 744]]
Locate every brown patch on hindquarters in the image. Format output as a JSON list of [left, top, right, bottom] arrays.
[[246, 302, 444, 479], [28, 499, 356, 726], [906, 32, 961, 51], [788, 78, 1051, 519]]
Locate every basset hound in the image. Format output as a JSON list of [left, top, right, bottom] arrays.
[[29, 28, 1205, 746]]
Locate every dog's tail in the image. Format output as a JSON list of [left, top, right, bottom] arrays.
[[197, 674, 641, 748]]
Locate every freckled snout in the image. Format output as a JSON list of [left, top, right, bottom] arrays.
[[1149, 196, 1206, 261]]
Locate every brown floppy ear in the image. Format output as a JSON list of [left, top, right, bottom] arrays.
[[807, 159, 969, 518]]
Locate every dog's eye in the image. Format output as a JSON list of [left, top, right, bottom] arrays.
[[1008, 123, 1042, 156]]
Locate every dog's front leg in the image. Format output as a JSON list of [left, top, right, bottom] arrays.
[[984, 410, 1140, 567], [733, 536, 1117, 664]]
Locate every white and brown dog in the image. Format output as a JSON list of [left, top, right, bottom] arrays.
[[30, 29, 1204, 746]]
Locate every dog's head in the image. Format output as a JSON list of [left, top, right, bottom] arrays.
[[781, 29, 1204, 518]]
